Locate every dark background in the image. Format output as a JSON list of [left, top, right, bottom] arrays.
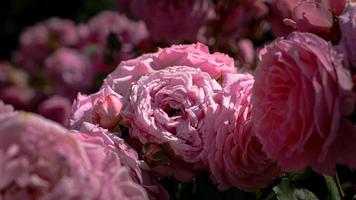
[[0, 0, 116, 60]]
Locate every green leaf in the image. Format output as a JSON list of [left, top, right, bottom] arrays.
[[273, 178, 319, 200], [324, 176, 341, 200]]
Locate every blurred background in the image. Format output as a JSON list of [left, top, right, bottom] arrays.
[[0, 0, 116, 59]]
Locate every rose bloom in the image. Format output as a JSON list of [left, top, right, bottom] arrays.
[[338, 1, 356, 68], [128, 0, 212, 43], [44, 48, 93, 98], [70, 85, 125, 131], [0, 85, 42, 111], [267, 0, 346, 38], [265, 0, 298, 36], [252, 32, 356, 174], [124, 66, 221, 166], [0, 62, 29, 90], [37, 95, 72, 127], [80, 11, 149, 73], [74, 122, 169, 200], [216, 0, 268, 43], [201, 73, 281, 191], [0, 107, 148, 200], [14, 18, 79, 75], [0, 101, 13, 114], [103, 42, 236, 98]]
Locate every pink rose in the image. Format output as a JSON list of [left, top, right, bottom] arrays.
[[14, 18, 79, 75], [201, 73, 281, 191], [74, 122, 169, 200], [217, 0, 268, 42], [0, 62, 29, 90], [37, 95, 72, 127], [124, 66, 221, 167], [252, 32, 356, 174], [0, 109, 148, 199], [338, 1, 356, 68], [129, 0, 212, 43], [0, 101, 13, 114], [282, 0, 346, 39], [80, 11, 149, 73], [0, 85, 41, 111], [44, 48, 93, 98], [70, 85, 124, 131], [265, 0, 298, 36], [236, 39, 256, 70], [104, 43, 236, 98]]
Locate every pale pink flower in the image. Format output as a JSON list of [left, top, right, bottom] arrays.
[[70, 85, 124, 131], [124, 66, 221, 166], [0, 109, 149, 200], [104, 43, 236, 98]]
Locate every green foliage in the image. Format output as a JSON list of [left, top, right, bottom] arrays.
[[273, 178, 319, 200]]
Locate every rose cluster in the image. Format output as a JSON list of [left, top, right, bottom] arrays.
[[0, 11, 149, 126], [0, 0, 356, 199]]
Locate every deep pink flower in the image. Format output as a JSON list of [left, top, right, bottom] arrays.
[[44, 48, 93, 98], [0, 62, 29, 90], [0, 85, 41, 111], [80, 11, 149, 73], [201, 73, 281, 191], [14, 18, 79, 75], [252, 32, 356, 174], [236, 39, 256, 69], [0, 109, 149, 200], [37, 95, 72, 127], [104, 42, 236, 98], [129, 0, 212, 43], [218, 0, 268, 42], [267, 0, 346, 37]]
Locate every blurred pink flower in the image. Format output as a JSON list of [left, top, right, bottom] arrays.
[[37, 95, 72, 127], [252, 32, 356, 174], [129, 0, 212, 43], [0, 62, 29, 89], [201, 73, 281, 191], [104, 42, 236, 98], [14, 18, 79, 75], [0, 85, 41, 111], [0, 100, 13, 114], [236, 39, 256, 70], [44, 48, 93, 98], [80, 11, 149, 73], [0, 109, 149, 200], [218, 0, 268, 42]]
